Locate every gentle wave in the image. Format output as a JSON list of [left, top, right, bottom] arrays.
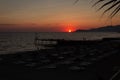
[[0, 32, 120, 54]]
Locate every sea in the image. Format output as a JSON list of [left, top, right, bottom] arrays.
[[0, 32, 120, 54]]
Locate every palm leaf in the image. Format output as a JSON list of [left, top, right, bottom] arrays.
[[97, 0, 116, 11], [110, 4, 120, 18], [74, 0, 120, 17], [73, 0, 79, 5], [94, 0, 120, 17], [92, 0, 105, 7], [102, 1, 120, 15]]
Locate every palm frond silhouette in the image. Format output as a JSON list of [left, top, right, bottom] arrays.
[[73, 0, 79, 5], [93, 0, 120, 18], [74, 0, 120, 18]]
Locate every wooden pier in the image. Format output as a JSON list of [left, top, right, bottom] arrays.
[[34, 36, 65, 50], [34, 33, 120, 51], [34, 37, 100, 51]]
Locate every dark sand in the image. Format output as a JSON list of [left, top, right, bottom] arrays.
[[0, 40, 120, 80]]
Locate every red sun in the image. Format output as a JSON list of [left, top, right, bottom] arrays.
[[68, 29, 72, 32], [61, 23, 76, 32]]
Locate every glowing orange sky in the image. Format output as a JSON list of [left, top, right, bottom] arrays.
[[0, 0, 120, 32]]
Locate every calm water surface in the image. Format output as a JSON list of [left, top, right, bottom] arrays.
[[0, 32, 120, 54]]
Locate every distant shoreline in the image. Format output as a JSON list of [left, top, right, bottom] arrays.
[[75, 25, 120, 32]]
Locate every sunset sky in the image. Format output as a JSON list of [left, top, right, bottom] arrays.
[[0, 0, 120, 32]]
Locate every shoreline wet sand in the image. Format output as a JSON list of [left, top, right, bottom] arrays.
[[0, 39, 120, 80]]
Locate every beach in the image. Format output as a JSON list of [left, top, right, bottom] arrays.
[[0, 35, 120, 80]]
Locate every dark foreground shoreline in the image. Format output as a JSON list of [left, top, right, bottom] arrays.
[[0, 39, 120, 80]]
